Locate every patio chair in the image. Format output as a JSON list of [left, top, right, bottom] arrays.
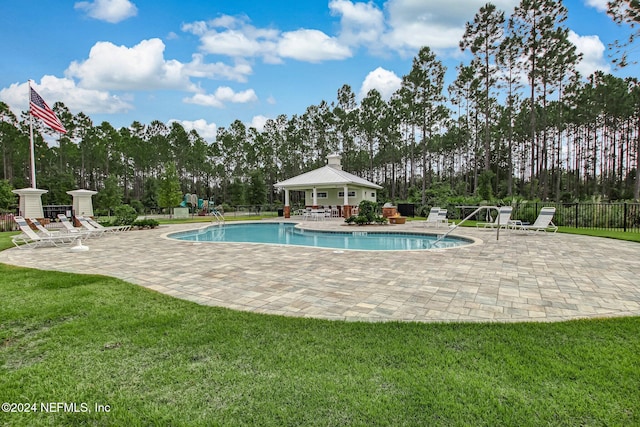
[[302, 208, 312, 219], [438, 209, 453, 227], [424, 207, 440, 226], [12, 216, 80, 249], [28, 218, 60, 237], [425, 207, 449, 227], [79, 215, 130, 233], [57, 214, 99, 238], [476, 206, 513, 229], [512, 207, 558, 233], [75, 216, 108, 237]]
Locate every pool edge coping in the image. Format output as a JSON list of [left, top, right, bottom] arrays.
[[161, 219, 484, 252]]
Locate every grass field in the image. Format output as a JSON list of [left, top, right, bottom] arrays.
[[0, 228, 639, 426]]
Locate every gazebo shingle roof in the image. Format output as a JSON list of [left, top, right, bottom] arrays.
[[274, 165, 382, 190]]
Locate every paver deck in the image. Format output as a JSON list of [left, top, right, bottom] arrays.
[[2, 219, 639, 322]]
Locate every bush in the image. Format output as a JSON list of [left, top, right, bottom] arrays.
[[354, 215, 369, 225], [132, 219, 159, 229], [358, 200, 379, 223], [112, 204, 138, 226]]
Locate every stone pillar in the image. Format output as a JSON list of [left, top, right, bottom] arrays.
[[343, 205, 352, 218], [284, 189, 290, 218], [67, 189, 98, 217], [12, 188, 48, 218]]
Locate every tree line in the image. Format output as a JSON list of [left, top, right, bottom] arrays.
[[1, 0, 640, 214]]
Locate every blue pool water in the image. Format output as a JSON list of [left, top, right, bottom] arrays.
[[169, 222, 472, 251]]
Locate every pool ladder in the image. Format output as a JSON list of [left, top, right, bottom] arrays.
[[211, 209, 224, 224], [435, 205, 502, 244]]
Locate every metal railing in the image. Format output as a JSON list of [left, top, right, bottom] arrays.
[[451, 202, 640, 233], [436, 206, 503, 243]]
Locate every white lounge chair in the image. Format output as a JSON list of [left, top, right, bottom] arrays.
[[438, 209, 453, 227], [57, 214, 98, 238], [425, 207, 450, 227], [81, 216, 131, 232], [75, 216, 108, 237], [424, 207, 441, 227], [28, 217, 60, 237], [12, 216, 80, 249], [513, 207, 558, 233], [476, 206, 513, 229]]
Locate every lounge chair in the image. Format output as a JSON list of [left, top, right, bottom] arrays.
[[75, 216, 108, 237], [438, 209, 453, 227], [425, 207, 450, 227], [11, 216, 80, 249], [57, 214, 99, 238], [28, 218, 60, 237], [476, 206, 513, 229], [512, 207, 558, 233], [424, 207, 441, 227], [81, 216, 131, 232]]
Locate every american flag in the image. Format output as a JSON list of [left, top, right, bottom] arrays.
[[29, 87, 67, 134]]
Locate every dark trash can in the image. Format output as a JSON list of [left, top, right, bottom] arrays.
[[277, 209, 284, 217]]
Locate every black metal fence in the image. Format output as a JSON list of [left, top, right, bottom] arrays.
[[448, 202, 640, 233]]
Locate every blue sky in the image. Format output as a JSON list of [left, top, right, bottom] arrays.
[[0, 0, 636, 141]]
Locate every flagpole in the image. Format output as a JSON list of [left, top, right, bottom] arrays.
[[28, 80, 37, 188]]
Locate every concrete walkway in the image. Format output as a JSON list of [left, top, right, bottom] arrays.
[[2, 219, 639, 323]]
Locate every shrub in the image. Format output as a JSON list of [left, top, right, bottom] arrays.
[[358, 200, 379, 223], [132, 219, 159, 229], [374, 216, 388, 225], [354, 215, 369, 225], [112, 204, 138, 226]]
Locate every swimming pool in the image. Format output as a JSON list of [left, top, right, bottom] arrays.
[[168, 222, 473, 251]]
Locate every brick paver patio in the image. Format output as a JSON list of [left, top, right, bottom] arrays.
[[2, 219, 639, 322]]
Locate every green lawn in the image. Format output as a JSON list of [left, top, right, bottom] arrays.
[[0, 229, 638, 426]]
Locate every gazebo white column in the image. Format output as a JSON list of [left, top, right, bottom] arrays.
[[12, 187, 48, 218], [283, 188, 290, 218], [312, 187, 318, 208], [342, 185, 351, 218], [67, 189, 98, 217]]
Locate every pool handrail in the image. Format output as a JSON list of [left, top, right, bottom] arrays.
[[435, 206, 502, 243]]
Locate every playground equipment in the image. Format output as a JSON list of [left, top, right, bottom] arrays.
[[179, 194, 221, 221]]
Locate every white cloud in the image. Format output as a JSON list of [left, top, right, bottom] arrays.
[[383, 0, 519, 53], [585, 0, 608, 12], [277, 29, 352, 62], [74, 0, 137, 23], [183, 16, 281, 63], [185, 54, 253, 82], [359, 67, 402, 100], [0, 76, 132, 116], [67, 39, 196, 91], [171, 119, 217, 141], [569, 30, 611, 77], [183, 15, 351, 63], [249, 115, 269, 132], [66, 38, 252, 94], [183, 86, 258, 108], [329, 0, 385, 46]]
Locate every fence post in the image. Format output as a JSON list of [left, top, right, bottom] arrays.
[[574, 203, 578, 228], [624, 202, 628, 232]]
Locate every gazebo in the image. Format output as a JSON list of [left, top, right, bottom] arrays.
[[274, 154, 382, 218]]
